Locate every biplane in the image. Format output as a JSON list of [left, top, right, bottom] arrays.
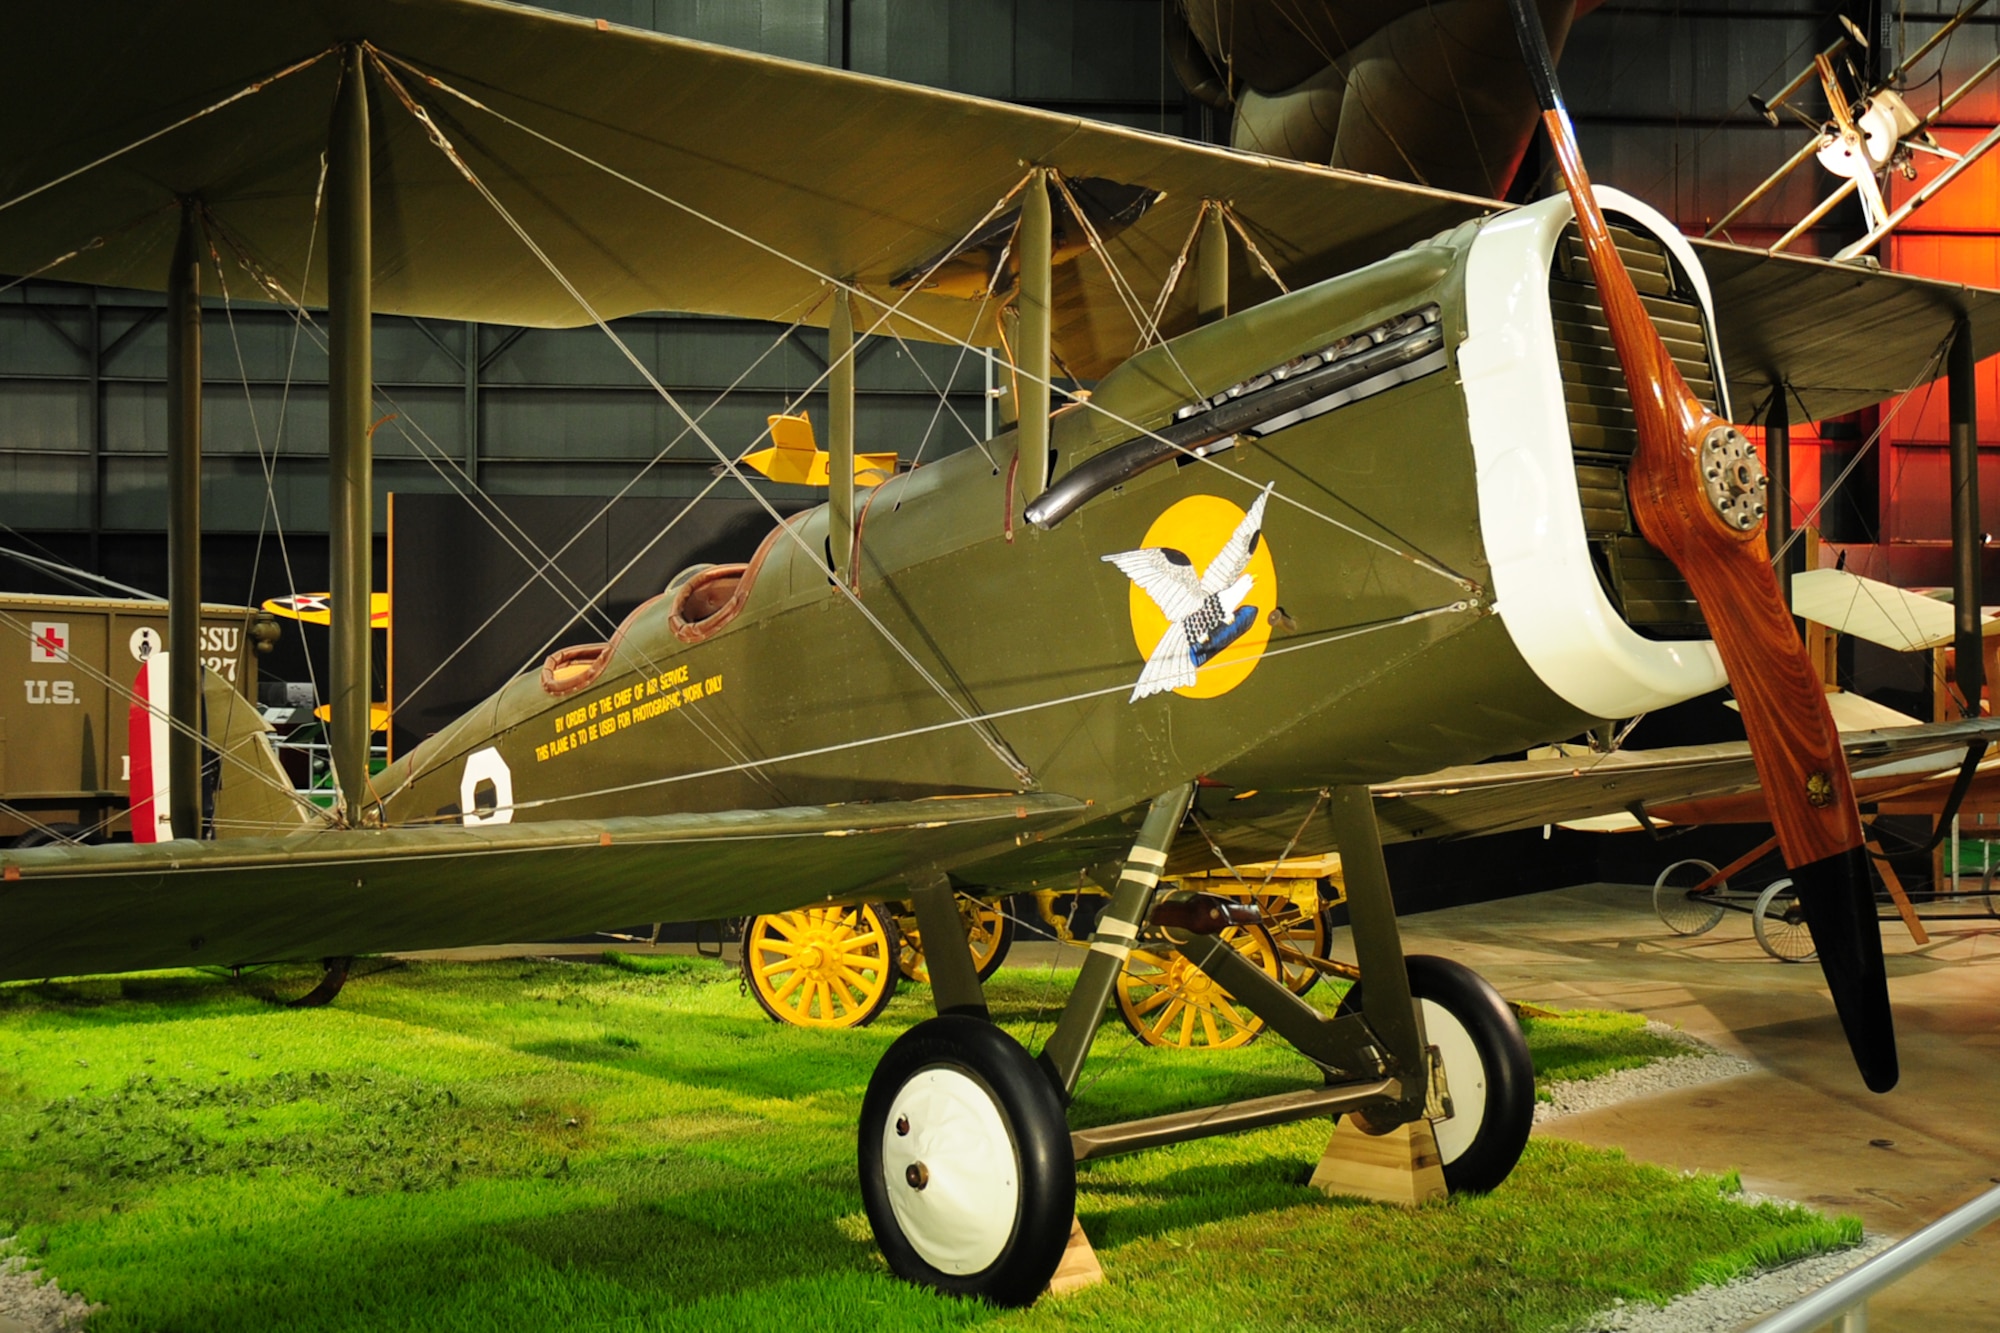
[[2, 0, 2000, 1305]]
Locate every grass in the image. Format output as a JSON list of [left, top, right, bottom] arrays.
[[0, 955, 1854, 1332], [1517, 1008, 1692, 1101]]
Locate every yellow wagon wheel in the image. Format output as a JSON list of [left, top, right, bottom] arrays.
[[742, 903, 899, 1028], [1244, 890, 1330, 995], [1115, 924, 1281, 1050], [896, 894, 1015, 982]]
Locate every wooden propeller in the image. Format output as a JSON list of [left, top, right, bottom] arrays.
[[1507, 1, 1897, 1091]]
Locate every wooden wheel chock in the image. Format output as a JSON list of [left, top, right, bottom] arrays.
[[1046, 1215, 1105, 1296], [1308, 1116, 1448, 1206]]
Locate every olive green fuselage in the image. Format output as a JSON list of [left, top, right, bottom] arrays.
[[378, 224, 1595, 896]]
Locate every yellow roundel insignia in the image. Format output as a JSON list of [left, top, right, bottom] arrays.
[[1123, 492, 1277, 700]]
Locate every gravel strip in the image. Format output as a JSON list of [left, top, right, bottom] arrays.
[[1574, 1232, 1891, 1332], [1541, 1027, 1882, 1331], [1536, 1023, 1757, 1124], [0, 1244, 96, 1333]]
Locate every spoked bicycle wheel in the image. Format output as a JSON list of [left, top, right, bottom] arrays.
[[1752, 878, 1817, 963], [1654, 858, 1726, 936]]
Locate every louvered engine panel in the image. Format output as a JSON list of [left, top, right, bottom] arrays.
[[1550, 224, 1716, 640]]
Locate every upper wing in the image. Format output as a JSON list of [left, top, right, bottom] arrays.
[[1200, 484, 1273, 597], [0, 1, 1492, 383], [0, 792, 1087, 983], [1691, 239, 2000, 423], [1103, 548, 1205, 622], [4, 2, 1989, 393]]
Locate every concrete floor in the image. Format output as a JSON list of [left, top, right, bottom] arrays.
[[1386, 883, 2000, 1332]]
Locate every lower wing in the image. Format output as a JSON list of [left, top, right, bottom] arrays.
[[0, 793, 1088, 983]]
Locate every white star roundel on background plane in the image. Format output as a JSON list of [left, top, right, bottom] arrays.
[[1102, 483, 1276, 702]]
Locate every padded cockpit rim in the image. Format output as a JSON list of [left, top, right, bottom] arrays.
[[537, 512, 809, 698]]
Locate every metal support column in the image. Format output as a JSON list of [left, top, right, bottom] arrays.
[[165, 200, 204, 840], [1196, 204, 1228, 325], [828, 288, 855, 579], [463, 320, 480, 485], [1951, 316, 1984, 715], [327, 45, 374, 825], [87, 289, 103, 573], [1324, 785, 1424, 1084], [1766, 387, 1796, 618], [909, 879, 988, 1020], [1038, 784, 1194, 1098], [1017, 169, 1052, 501]]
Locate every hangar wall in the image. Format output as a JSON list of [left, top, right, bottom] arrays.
[[0, 1, 1996, 662]]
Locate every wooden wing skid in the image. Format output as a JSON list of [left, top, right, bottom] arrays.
[[0, 0, 1994, 393], [0, 793, 1087, 984], [1366, 716, 2000, 845]]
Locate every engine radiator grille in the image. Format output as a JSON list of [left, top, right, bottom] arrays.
[[1550, 222, 1717, 641]]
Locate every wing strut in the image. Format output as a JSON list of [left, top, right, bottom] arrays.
[[328, 44, 375, 826], [1017, 169, 1053, 502], [829, 288, 856, 581], [166, 199, 205, 839]]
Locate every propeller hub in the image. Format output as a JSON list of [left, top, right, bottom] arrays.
[[1699, 426, 1767, 532]]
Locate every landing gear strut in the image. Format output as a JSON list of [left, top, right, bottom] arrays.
[[855, 782, 1531, 1305]]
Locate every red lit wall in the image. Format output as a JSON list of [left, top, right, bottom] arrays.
[[1877, 120, 2000, 556]]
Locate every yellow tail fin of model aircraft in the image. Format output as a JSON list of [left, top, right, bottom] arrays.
[[744, 413, 897, 487]]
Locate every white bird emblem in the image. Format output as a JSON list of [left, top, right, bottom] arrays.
[[1103, 484, 1274, 702]]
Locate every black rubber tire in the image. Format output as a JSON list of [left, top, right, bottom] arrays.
[[1335, 954, 1533, 1194], [858, 1015, 1074, 1307], [12, 823, 85, 849], [286, 956, 354, 1008]]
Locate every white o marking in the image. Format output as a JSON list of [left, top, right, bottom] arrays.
[[1423, 997, 1488, 1166], [130, 627, 161, 661], [459, 746, 514, 826], [881, 1067, 1020, 1275]]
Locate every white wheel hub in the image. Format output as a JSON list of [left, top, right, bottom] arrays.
[[880, 1066, 1020, 1274], [1422, 997, 1488, 1164]]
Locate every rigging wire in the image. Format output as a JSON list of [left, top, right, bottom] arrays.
[[1141, 201, 1212, 352], [0, 234, 110, 299], [1047, 171, 1202, 398], [0, 544, 153, 599], [371, 48, 1039, 790], [372, 47, 1476, 592], [0, 609, 321, 819], [412, 600, 1476, 823], [1422, 0, 1499, 197], [392, 299, 825, 722], [204, 215, 638, 653], [1769, 332, 1951, 568], [201, 196, 327, 717], [1262, 0, 1432, 186], [1220, 205, 1293, 294], [211, 148, 1030, 815], [0, 49, 338, 219]]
